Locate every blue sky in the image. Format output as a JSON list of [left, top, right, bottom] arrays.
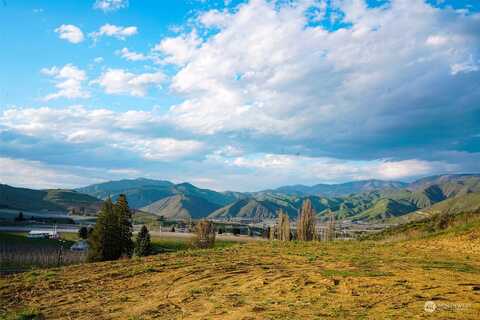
[[1, 0, 480, 191]]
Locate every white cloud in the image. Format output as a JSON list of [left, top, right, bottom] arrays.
[[92, 69, 165, 96], [41, 64, 89, 100], [90, 24, 138, 41], [1, 106, 204, 162], [54, 24, 84, 44], [0, 157, 102, 189], [93, 57, 104, 64], [157, 0, 480, 156], [450, 56, 480, 75], [152, 31, 201, 65], [199, 9, 230, 28], [116, 47, 148, 61], [426, 34, 449, 46], [217, 153, 457, 183], [125, 138, 204, 161], [93, 0, 128, 12]]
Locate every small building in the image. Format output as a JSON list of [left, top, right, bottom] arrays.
[[27, 230, 58, 239], [70, 240, 89, 252]]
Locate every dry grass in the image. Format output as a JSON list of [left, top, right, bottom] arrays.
[[1, 228, 480, 320]]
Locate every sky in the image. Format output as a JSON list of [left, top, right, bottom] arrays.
[[1, 0, 480, 191]]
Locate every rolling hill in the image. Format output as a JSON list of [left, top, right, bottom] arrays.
[[367, 191, 480, 241], [0, 184, 102, 214], [141, 194, 222, 220]]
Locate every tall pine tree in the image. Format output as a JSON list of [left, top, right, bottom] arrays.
[[115, 194, 134, 258], [88, 198, 122, 262], [134, 225, 152, 257]]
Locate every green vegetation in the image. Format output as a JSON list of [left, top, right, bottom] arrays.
[[2, 224, 479, 319], [141, 194, 221, 220], [364, 192, 480, 241], [0, 184, 101, 214], [87, 196, 134, 262], [134, 225, 152, 257]]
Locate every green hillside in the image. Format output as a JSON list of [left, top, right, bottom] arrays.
[[208, 198, 299, 220], [0, 184, 101, 214], [69, 174, 480, 222], [77, 178, 237, 209], [141, 194, 222, 220], [367, 192, 480, 240]]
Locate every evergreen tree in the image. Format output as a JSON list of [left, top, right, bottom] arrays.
[[134, 225, 152, 257], [88, 198, 122, 262], [15, 211, 25, 222], [115, 194, 134, 257], [78, 226, 88, 239]]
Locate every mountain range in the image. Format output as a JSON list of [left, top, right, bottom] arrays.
[[2, 174, 480, 223]]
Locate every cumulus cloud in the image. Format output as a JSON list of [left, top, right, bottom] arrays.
[[3, 0, 480, 190], [0, 106, 203, 162], [152, 31, 201, 65], [159, 0, 480, 162], [41, 64, 89, 100], [93, 0, 128, 12], [90, 24, 138, 41], [92, 69, 165, 96], [54, 24, 84, 44]]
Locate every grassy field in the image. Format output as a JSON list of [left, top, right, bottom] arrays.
[[1, 224, 479, 319]]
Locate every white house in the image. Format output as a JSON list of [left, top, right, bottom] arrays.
[[27, 230, 58, 239], [70, 240, 89, 252]]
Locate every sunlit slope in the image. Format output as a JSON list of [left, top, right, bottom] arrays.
[[2, 224, 480, 319]]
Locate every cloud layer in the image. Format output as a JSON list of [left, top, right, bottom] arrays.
[[2, 0, 480, 190]]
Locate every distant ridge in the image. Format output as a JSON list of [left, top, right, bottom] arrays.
[[0, 184, 101, 214], [268, 179, 408, 197], [76, 178, 238, 209]]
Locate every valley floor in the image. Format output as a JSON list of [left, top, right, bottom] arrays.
[[1, 229, 480, 319]]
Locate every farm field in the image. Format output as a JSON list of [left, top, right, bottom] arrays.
[[1, 223, 479, 320]]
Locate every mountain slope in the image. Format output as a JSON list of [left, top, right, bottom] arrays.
[[408, 174, 480, 196], [208, 198, 299, 220], [390, 191, 480, 224], [77, 178, 238, 209], [0, 184, 101, 214], [368, 192, 480, 241], [76, 178, 176, 208], [141, 194, 222, 220], [272, 179, 407, 196]]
